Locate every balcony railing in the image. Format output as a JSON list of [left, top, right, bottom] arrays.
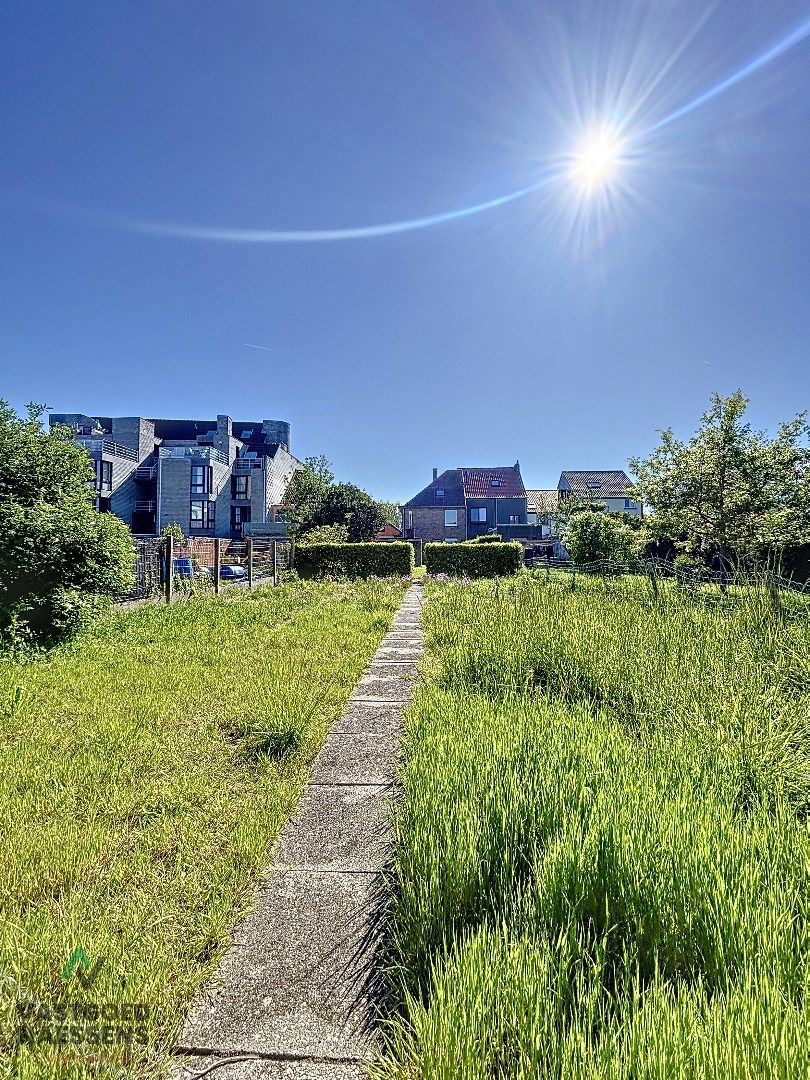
[[134, 466, 157, 481], [233, 457, 264, 472], [75, 437, 138, 461], [159, 446, 228, 466], [134, 500, 156, 513]]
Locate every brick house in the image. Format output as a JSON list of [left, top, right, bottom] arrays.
[[49, 412, 301, 538], [402, 464, 530, 542]]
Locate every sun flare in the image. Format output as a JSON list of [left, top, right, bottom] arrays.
[[569, 126, 625, 191]]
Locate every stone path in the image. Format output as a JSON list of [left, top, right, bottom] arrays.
[[174, 585, 424, 1080]]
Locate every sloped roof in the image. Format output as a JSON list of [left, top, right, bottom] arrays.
[[461, 466, 525, 499], [403, 469, 465, 509], [560, 471, 633, 498], [526, 488, 559, 513]]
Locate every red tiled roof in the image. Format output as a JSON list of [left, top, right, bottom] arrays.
[[461, 467, 525, 499]]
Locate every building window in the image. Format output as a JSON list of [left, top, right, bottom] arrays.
[[508, 515, 520, 524], [95, 460, 112, 492], [191, 465, 212, 495], [231, 474, 250, 500], [444, 509, 458, 527], [190, 500, 215, 529], [230, 505, 251, 532], [625, 498, 635, 509], [490, 478, 501, 487], [527, 512, 537, 525], [470, 507, 487, 523], [435, 488, 444, 497], [407, 510, 413, 528]]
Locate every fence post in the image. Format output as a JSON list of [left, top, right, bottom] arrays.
[[164, 535, 174, 604], [272, 539, 278, 586], [247, 538, 254, 589], [214, 538, 221, 594]]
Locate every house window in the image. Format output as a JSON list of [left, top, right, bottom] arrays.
[[230, 505, 251, 532], [407, 510, 413, 528], [444, 509, 458, 527], [527, 512, 537, 525], [625, 498, 635, 509], [436, 488, 444, 497], [508, 515, 520, 524], [190, 500, 215, 529], [95, 460, 112, 492], [231, 474, 250, 499], [490, 478, 501, 487], [470, 507, 487, 523], [588, 481, 601, 490], [191, 465, 212, 495]]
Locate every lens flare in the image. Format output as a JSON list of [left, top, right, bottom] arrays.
[[569, 126, 626, 191]]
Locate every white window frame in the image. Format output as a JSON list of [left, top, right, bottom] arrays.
[[444, 509, 458, 527]]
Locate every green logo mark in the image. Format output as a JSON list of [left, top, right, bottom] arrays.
[[60, 947, 105, 989]]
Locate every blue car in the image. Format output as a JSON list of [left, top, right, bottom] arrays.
[[219, 563, 247, 579]]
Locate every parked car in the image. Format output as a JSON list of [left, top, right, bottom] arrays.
[[219, 563, 247, 579], [173, 557, 210, 579]]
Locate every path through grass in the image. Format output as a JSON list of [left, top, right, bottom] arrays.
[[0, 578, 404, 1079], [378, 574, 809, 1079]]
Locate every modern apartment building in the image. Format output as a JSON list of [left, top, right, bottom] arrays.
[[49, 413, 301, 538]]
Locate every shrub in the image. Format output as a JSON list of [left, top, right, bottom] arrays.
[[563, 509, 637, 565], [425, 542, 523, 577], [297, 523, 350, 546], [0, 403, 135, 643], [466, 533, 503, 543], [295, 542, 414, 579]]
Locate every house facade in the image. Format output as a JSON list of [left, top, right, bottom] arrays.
[[558, 471, 642, 516], [402, 464, 544, 542], [49, 413, 301, 538]]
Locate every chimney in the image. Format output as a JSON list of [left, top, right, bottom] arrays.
[[432, 468, 438, 482], [514, 460, 521, 473]]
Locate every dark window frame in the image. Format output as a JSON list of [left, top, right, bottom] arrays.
[[190, 500, 215, 530], [470, 507, 487, 523], [190, 464, 212, 495], [231, 474, 250, 500]]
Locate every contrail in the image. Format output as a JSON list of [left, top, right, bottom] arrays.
[[244, 343, 273, 351], [642, 15, 810, 136], [124, 170, 563, 244]]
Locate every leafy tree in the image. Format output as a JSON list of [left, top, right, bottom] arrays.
[[630, 392, 810, 564], [312, 483, 386, 542], [280, 455, 334, 538], [563, 510, 637, 565], [295, 523, 349, 546], [161, 522, 185, 543], [377, 500, 401, 528], [0, 402, 135, 641]]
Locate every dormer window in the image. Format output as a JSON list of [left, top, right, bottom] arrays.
[[588, 482, 601, 490], [490, 478, 501, 487], [436, 488, 444, 496]]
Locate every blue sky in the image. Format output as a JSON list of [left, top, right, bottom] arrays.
[[2, 1, 809, 500]]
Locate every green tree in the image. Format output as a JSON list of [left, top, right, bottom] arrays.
[[280, 455, 334, 537], [563, 510, 638, 565], [630, 391, 810, 564], [0, 402, 134, 641], [312, 483, 386, 542], [376, 500, 401, 529]]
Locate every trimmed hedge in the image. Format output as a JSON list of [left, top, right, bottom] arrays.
[[295, 542, 414, 580], [425, 541, 523, 577]]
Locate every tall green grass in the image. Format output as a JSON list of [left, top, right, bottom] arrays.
[[0, 578, 404, 1079], [377, 575, 809, 1079]]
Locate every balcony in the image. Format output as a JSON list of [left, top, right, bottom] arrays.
[[75, 437, 138, 461], [233, 457, 264, 472], [159, 446, 228, 466], [134, 466, 157, 482], [134, 500, 156, 513]]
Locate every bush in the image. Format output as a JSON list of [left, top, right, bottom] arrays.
[[295, 542, 414, 579], [297, 523, 350, 546], [466, 533, 503, 543], [425, 542, 523, 577], [563, 510, 638, 565]]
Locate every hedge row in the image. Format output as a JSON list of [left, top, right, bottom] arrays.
[[424, 541, 523, 577], [295, 542, 414, 579]]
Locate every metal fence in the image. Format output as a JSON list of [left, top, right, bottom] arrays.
[[121, 536, 294, 602], [524, 555, 810, 594]]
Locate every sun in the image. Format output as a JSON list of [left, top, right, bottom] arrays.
[[569, 125, 625, 192]]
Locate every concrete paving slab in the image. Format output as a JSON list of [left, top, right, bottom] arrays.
[[375, 647, 422, 660], [178, 870, 379, 1061], [330, 700, 405, 735], [311, 733, 401, 785], [360, 664, 418, 680], [350, 676, 414, 701], [176, 1057, 364, 1080], [276, 784, 390, 872]]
